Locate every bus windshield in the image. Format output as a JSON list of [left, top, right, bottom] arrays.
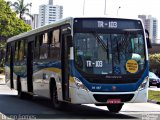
[[74, 32, 145, 75]]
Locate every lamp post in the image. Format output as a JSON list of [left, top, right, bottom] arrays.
[[117, 6, 121, 16]]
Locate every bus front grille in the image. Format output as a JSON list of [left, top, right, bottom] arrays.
[[93, 94, 134, 102]]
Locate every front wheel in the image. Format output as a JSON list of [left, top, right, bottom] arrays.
[[107, 104, 124, 113]]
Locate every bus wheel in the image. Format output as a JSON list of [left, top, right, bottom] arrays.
[[107, 103, 123, 113], [51, 83, 62, 109]]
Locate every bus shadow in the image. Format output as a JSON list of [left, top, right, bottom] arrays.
[[17, 95, 139, 119], [0, 94, 139, 119]]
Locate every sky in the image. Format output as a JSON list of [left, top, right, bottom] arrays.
[[5, 0, 160, 38]]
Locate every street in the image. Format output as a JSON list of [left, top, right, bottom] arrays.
[[0, 84, 160, 120]]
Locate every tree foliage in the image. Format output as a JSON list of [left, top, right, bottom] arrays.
[[0, 0, 31, 39], [11, 0, 33, 19], [149, 53, 160, 71], [0, 0, 32, 72]]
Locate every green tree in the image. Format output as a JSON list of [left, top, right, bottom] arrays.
[[0, 0, 31, 38], [11, 0, 33, 19], [149, 54, 160, 72], [0, 0, 32, 73]]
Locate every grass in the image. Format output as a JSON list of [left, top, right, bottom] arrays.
[[148, 90, 160, 103]]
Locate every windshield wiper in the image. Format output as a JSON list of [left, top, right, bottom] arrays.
[[92, 32, 109, 61], [92, 32, 108, 50]]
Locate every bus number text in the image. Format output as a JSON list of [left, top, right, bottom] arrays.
[[109, 21, 117, 28], [86, 60, 103, 67]]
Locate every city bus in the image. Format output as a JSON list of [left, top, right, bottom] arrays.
[[5, 17, 151, 113]]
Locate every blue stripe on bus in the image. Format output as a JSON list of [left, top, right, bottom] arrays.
[[11, 59, 149, 92], [11, 61, 61, 78]]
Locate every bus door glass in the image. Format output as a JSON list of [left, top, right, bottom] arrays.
[[27, 41, 34, 93], [61, 25, 72, 101]]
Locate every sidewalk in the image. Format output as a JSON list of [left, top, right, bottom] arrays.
[[0, 74, 5, 84], [148, 87, 160, 91]]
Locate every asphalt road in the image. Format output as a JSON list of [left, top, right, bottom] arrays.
[[0, 84, 160, 120]]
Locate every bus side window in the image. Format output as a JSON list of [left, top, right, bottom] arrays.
[[34, 36, 40, 59], [6, 44, 11, 64], [49, 29, 60, 60], [40, 32, 49, 59], [15, 41, 20, 62], [19, 40, 25, 61]]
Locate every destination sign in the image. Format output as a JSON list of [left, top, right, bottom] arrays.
[[74, 18, 142, 30]]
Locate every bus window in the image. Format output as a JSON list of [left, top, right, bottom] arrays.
[[34, 36, 40, 59], [24, 40, 27, 60], [6, 44, 11, 64], [40, 33, 49, 59], [15, 41, 20, 62], [49, 29, 60, 60], [19, 40, 25, 61]]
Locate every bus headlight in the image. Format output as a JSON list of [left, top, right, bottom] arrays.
[[138, 76, 149, 91], [73, 77, 88, 91]]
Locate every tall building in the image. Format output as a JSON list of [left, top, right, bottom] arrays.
[[38, 0, 63, 27], [31, 14, 39, 29], [138, 15, 158, 43]]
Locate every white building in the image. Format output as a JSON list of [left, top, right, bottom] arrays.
[[38, 0, 63, 27], [138, 15, 158, 43], [31, 14, 39, 29]]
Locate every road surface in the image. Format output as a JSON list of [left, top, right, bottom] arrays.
[[0, 84, 160, 120]]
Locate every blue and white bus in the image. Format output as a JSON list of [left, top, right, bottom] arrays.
[[5, 17, 151, 112]]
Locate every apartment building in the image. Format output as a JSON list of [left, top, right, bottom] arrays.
[[138, 15, 158, 43], [38, 0, 63, 27]]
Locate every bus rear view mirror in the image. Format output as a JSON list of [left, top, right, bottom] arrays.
[[145, 29, 152, 48]]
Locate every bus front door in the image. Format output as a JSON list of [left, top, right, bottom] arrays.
[[27, 41, 34, 93], [61, 34, 71, 101]]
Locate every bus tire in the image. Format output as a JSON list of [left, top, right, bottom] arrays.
[[107, 103, 123, 113], [50, 79, 62, 109], [17, 76, 24, 99]]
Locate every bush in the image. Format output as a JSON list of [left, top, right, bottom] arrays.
[[149, 54, 160, 72], [0, 67, 4, 74]]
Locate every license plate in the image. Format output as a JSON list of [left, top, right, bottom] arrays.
[[107, 99, 121, 104]]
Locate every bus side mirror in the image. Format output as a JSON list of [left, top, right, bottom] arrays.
[[145, 29, 152, 48]]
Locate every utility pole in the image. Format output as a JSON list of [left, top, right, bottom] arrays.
[[83, 0, 86, 16], [104, 0, 106, 15]]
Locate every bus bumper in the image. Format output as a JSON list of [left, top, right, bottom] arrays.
[[69, 87, 148, 104]]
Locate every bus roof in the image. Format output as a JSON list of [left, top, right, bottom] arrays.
[[7, 17, 73, 43], [7, 17, 142, 43]]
